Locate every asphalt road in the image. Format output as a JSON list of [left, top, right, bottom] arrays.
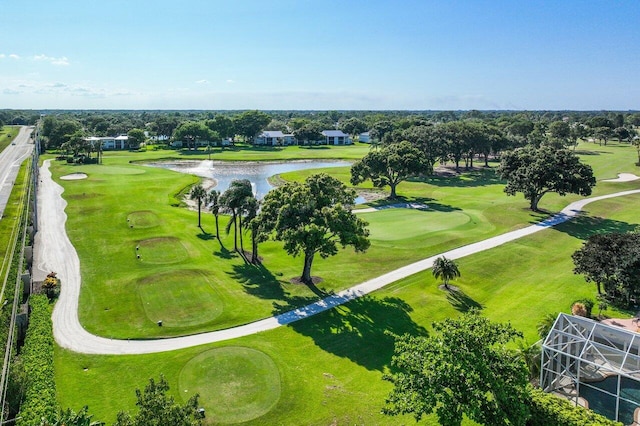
[[0, 126, 34, 219], [34, 159, 640, 355]]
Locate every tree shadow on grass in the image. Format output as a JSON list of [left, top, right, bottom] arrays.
[[447, 289, 483, 313], [553, 214, 638, 241], [273, 295, 428, 371], [213, 245, 234, 260], [227, 263, 288, 301], [364, 196, 461, 213], [409, 168, 505, 188], [197, 231, 215, 241]]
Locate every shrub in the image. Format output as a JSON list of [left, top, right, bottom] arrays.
[[571, 302, 587, 317], [42, 272, 59, 299], [572, 298, 594, 317], [527, 387, 621, 426], [17, 295, 57, 426]]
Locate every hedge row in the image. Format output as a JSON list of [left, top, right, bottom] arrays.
[[17, 294, 57, 426], [528, 387, 622, 426]]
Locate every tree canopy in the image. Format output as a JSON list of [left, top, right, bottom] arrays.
[[383, 311, 530, 426], [114, 375, 202, 426], [173, 121, 214, 150], [258, 173, 370, 284], [350, 140, 426, 198], [233, 110, 271, 141], [497, 144, 596, 211], [572, 231, 640, 306]]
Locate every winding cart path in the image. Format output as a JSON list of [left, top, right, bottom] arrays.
[[34, 160, 640, 354]]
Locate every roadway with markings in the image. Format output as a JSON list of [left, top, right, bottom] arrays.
[[0, 127, 34, 219]]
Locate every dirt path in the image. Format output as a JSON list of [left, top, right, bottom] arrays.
[[35, 159, 640, 354]]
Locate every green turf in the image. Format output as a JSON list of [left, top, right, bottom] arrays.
[[45, 140, 640, 340], [137, 270, 224, 328], [53, 140, 640, 423], [178, 347, 281, 423], [56, 192, 640, 425]]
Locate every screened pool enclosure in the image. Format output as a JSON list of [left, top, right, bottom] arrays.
[[541, 313, 640, 424]]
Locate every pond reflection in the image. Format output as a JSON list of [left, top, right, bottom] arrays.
[[145, 159, 363, 202]]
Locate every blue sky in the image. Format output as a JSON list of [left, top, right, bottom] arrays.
[[1, 0, 638, 110]]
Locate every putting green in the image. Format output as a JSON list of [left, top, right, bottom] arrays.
[[127, 211, 160, 228], [179, 347, 281, 424], [137, 237, 188, 263], [364, 209, 470, 241], [137, 270, 223, 328]]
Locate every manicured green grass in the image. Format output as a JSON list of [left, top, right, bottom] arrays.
[[53, 140, 640, 423], [178, 347, 281, 423], [47, 140, 640, 340], [56, 193, 640, 425], [0, 125, 20, 153]]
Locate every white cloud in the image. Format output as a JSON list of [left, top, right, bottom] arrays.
[[9, 54, 20, 59], [226, 79, 235, 84], [195, 79, 209, 84], [33, 54, 70, 66], [0, 54, 5, 59], [3, 88, 21, 95]]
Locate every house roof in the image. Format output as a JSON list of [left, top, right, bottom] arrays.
[[322, 130, 348, 137], [260, 131, 285, 138]]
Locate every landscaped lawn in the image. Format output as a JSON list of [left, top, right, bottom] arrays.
[[52, 140, 640, 423], [55, 192, 640, 425]]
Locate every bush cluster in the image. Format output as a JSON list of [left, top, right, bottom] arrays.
[[527, 387, 622, 426], [17, 295, 57, 426]]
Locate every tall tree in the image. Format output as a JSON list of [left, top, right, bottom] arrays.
[[233, 110, 271, 142], [189, 184, 207, 228], [205, 115, 235, 140], [497, 144, 596, 211], [173, 121, 213, 150], [572, 232, 640, 305], [431, 256, 460, 290], [350, 141, 426, 199], [258, 173, 370, 284], [113, 375, 202, 426], [339, 117, 367, 138], [219, 180, 254, 253], [383, 311, 529, 426], [127, 128, 146, 149], [208, 189, 221, 241]]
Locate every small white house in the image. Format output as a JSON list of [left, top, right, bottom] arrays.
[[254, 131, 297, 146], [83, 135, 130, 150], [358, 132, 371, 143], [322, 130, 352, 145]]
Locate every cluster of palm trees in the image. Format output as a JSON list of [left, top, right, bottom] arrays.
[[190, 180, 261, 264]]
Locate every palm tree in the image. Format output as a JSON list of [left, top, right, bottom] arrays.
[[536, 312, 559, 339], [189, 184, 207, 228], [220, 180, 253, 252], [240, 196, 260, 264], [209, 189, 221, 241], [432, 256, 460, 290]]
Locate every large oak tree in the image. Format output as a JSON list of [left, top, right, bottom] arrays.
[[258, 173, 370, 284], [350, 141, 426, 199], [383, 311, 530, 426], [497, 144, 595, 211]]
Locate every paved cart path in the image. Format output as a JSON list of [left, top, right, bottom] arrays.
[[35, 160, 640, 355]]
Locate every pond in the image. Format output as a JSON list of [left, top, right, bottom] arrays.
[[145, 159, 364, 202]]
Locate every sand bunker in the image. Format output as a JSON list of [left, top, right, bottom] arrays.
[[603, 173, 640, 182], [60, 173, 88, 180]]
